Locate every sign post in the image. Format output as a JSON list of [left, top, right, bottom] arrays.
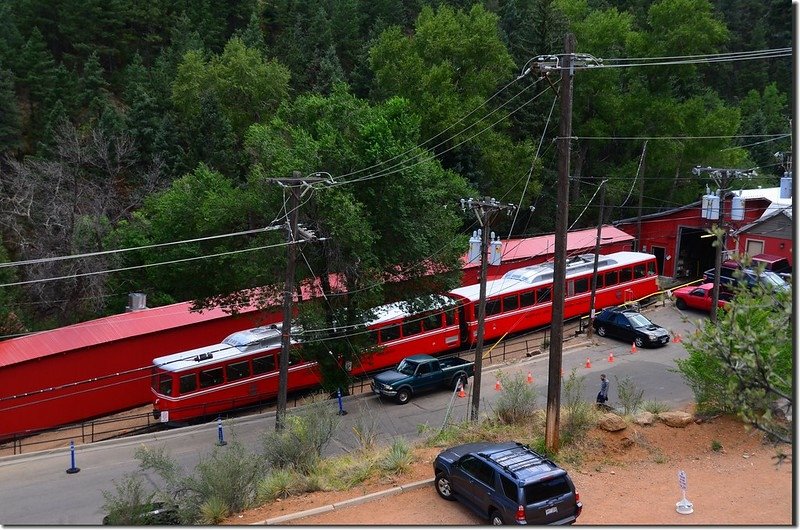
[[676, 470, 693, 514]]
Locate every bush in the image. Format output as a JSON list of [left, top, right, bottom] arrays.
[[642, 399, 670, 414], [615, 375, 644, 416], [493, 371, 538, 424], [198, 496, 229, 524], [135, 437, 265, 524], [561, 369, 594, 443], [379, 438, 413, 474], [100, 474, 161, 525], [257, 469, 307, 502], [262, 394, 340, 474]]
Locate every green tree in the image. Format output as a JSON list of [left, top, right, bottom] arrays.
[[676, 279, 792, 444], [172, 37, 290, 137], [0, 67, 22, 155]]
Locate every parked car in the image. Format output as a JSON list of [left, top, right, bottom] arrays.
[[672, 283, 733, 312], [433, 441, 582, 525], [702, 262, 790, 292], [102, 501, 180, 525], [751, 253, 792, 281], [592, 307, 670, 347], [371, 354, 474, 404]]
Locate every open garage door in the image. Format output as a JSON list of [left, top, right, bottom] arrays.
[[675, 227, 716, 280]]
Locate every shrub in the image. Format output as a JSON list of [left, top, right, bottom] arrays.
[[711, 440, 723, 452], [642, 399, 670, 414], [100, 474, 161, 525], [262, 394, 340, 474], [135, 437, 265, 524], [257, 469, 307, 502], [351, 405, 380, 451], [615, 375, 644, 416], [379, 438, 413, 474], [198, 496, 229, 524], [561, 369, 594, 443], [493, 371, 537, 424]]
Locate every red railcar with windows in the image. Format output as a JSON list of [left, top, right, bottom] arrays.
[[151, 295, 462, 422], [448, 251, 659, 344], [151, 253, 659, 424]]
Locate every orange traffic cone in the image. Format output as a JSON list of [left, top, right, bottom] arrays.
[[527, 372, 533, 384], [457, 384, 466, 398], [495, 380, 502, 391], [608, 352, 615, 363], [585, 357, 592, 369], [673, 333, 682, 343], [631, 342, 637, 354]]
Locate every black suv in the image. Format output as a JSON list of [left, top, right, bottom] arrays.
[[592, 307, 669, 348], [433, 441, 582, 525]]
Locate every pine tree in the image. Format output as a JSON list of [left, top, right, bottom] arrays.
[[313, 45, 345, 95], [80, 51, 110, 107], [0, 67, 22, 155]]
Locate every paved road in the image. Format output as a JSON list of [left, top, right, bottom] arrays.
[[0, 304, 703, 524]]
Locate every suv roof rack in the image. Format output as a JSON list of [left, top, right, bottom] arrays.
[[479, 443, 552, 479]]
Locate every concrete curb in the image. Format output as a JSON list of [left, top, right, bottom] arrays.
[[256, 478, 434, 525]]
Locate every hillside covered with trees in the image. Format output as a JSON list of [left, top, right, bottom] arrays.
[[0, 0, 791, 336]]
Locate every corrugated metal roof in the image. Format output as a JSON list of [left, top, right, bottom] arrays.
[[0, 300, 261, 368], [461, 226, 633, 270]]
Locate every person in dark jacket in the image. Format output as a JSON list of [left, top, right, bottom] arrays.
[[596, 374, 609, 406]]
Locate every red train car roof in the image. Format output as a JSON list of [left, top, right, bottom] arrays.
[[0, 300, 254, 368], [461, 226, 633, 269]]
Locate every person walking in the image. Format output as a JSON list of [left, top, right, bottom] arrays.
[[596, 373, 609, 407]]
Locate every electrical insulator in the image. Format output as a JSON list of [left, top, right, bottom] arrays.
[[701, 192, 720, 220], [780, 172, 792, 199], [467, 230, 481, 264], [730, 192, 745, 221], [489, 232, 503, 266]]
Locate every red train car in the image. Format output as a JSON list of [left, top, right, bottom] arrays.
[[443, 251, 658, 344], [0, 300, 275, 440], [150, 295, 462, 422], [150, 252, 660, 423]]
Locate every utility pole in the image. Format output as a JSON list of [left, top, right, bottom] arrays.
[[692, 166, 750, 323], [460, 197, 516, 422], [587, 179, 607, 339], [634, 141, 648, 251], [528, 34, 601, 453], [270, 171, 329, 431]]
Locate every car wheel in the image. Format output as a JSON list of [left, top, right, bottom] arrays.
[[635, 337, 644, 348], [596, 326, 607, 337], [395, 388, 410, 405], [435, 471, 455, 500], [675, 298, 687, 310], [490, 510, 505, 525]]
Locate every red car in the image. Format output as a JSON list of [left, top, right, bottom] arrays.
[[672, 283, 732, 312]]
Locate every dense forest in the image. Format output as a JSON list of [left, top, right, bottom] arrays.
[[0, 0, 791, 342]]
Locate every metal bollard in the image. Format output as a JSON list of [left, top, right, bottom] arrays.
[[216, 417, 227, 446], [336, 388, 348, 416], [66, 440, 80, 474]]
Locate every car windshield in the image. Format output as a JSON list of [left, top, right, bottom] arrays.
[[396, 359, 419, 375], [628, 314, 653, 328], [758, 271, 789, 289]]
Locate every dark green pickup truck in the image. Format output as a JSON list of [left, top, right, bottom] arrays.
[[371, 354, 474, 404]]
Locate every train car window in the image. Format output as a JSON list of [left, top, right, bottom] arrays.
[[574, 277, 589, 294], [536, 287, 552, 303], [368, 330, 379, 345], [503, 295, 519, 312], [381, 325, 401, 343], [153, 374, 173, 395], [620, 267, 632, 282], [605, 271, 618, 286], [445, 308, 455, 326], [226, 361, 250, 382], [520, 291, 535, 307], [594, 275, 604, 289], [199, 367, 224, 388], [422, 314, 442, 331], [253, 355, 276, 374], [485, 299, 501, 316], [633, 264, 646, 278], [402, 319, 422, 337], [648, 261, 657, 275], [179, 373, 197, 394]]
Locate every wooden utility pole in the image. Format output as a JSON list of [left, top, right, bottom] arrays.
[[587, 179, 606, 339], [545, 33, 575, 453], [271, 171, 327, 431], [634, 141, 648, 251], [459, 197, 515, 422]]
